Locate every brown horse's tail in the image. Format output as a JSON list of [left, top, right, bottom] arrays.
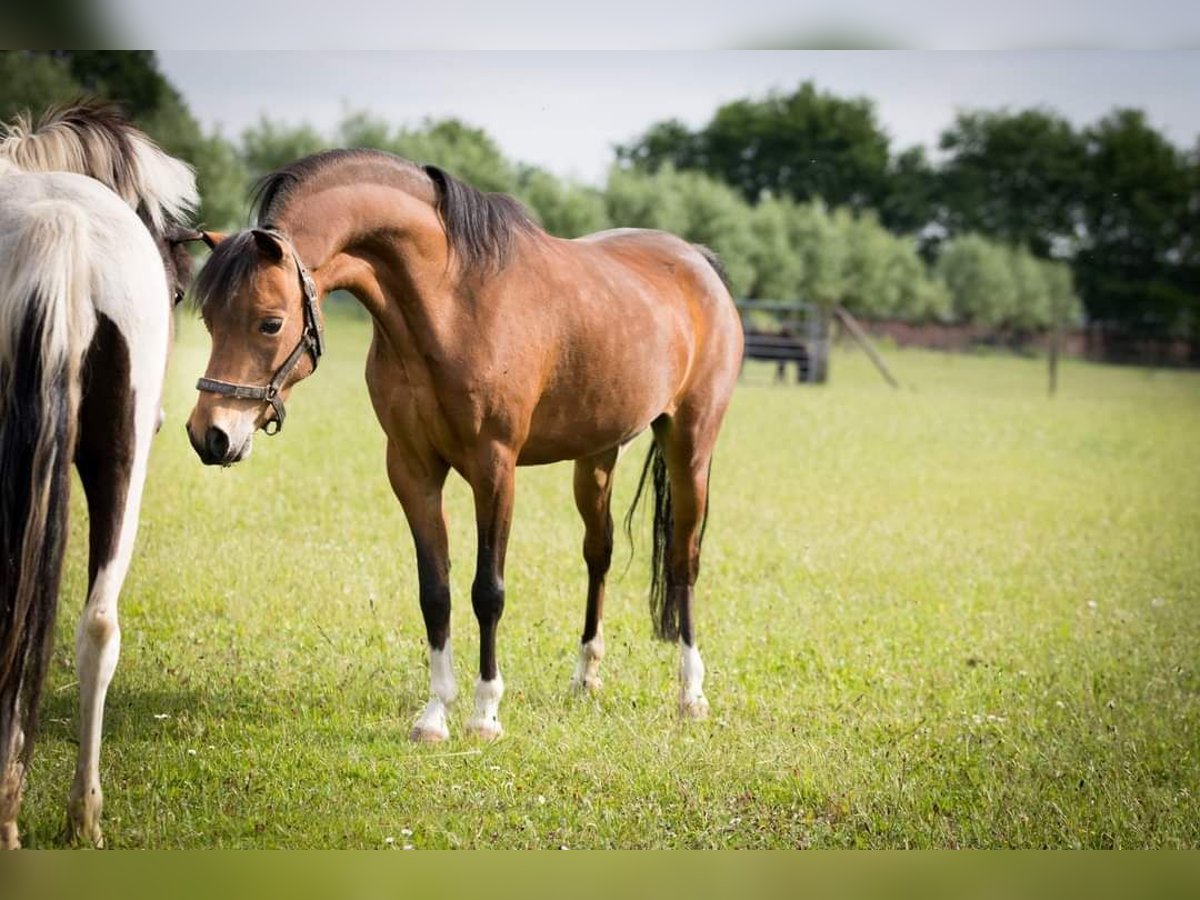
[[625, 438, 675, 641], [0, 203, 92, 787]]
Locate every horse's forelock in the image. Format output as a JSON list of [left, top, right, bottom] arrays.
[[192, 231, 263, 315]]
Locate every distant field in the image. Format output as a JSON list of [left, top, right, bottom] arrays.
[[20, 308, 1200, 848]]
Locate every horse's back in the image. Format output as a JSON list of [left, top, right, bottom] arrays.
[[0, 168, 171, 413], [570, 226, 744, 388], [0, 169, 167, 332], [506, 227, 741, 462]]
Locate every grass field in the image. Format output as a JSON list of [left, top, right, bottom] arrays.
[[18, 307, 1200, 848]]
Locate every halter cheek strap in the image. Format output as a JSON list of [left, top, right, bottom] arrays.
[[195, 231, 325, 436]]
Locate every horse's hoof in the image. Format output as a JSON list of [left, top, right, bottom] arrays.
[[465, 718, 503, 741], [409, 724, 449, 743], [0, 820, 19, 850], [569, 674, 602, 694], [64, 817, 104, 849], [678, 695, 710, 721], [65, 793, 105, 848]]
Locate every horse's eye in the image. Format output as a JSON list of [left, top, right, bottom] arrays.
[[173, 288, 185, 307], [259, 318, 283, 336]]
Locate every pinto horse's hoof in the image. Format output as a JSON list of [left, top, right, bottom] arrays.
[[465, 718, 503, 741], [63, 813, 104, 849], [678, 694, 710, 721], [409, 724, 449, 744], [569, 674, 602, 694], [0, 820, 19, 850]]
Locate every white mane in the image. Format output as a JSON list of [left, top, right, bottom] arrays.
[[0, 104, 198, 232]]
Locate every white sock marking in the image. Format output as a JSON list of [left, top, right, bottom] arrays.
[[468, 673, 504, 738], [412, 644, 457, 740], [678, 643, 708, 716], [570, 630, 605, 691]]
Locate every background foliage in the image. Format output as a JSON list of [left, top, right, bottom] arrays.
[[2, 51, 1194, 341]]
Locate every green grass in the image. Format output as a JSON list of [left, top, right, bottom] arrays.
[[18, 308, 1200, 848]]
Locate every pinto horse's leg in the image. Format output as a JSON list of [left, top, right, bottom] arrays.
[[0, 719, 24, 849], [66, 355, 147, 847], [570, 448, 619, 693], [465, 447, 516, 740], [386, 441, 455, 744]]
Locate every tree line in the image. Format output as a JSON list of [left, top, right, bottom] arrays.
[[6, 52, 1192, 342]]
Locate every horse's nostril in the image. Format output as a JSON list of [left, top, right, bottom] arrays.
[[204, 426, 229, 461]]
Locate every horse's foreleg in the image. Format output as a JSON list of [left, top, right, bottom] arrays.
[[387, 442, 454, 743], [570, 448, 618, 693], [0, 721, 24, 849], [465, 447, 516, 740], [67, 411, 146, 847]]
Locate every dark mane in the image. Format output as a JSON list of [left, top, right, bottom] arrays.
[[254, 149, 538, 275], [422, 164, 536, 275], [196, 150, 537, 311]]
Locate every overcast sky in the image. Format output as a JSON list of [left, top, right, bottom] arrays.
[[158, 51, 1200, 185]]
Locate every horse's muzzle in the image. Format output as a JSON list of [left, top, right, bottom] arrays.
[[187, 422, 248, 467]]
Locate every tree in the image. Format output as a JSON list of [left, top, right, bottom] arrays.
[[603, 165, 756, 295], [240, 116, 328, 183], [787, 200, 849, 310], [937, 108, 1087, 258], [517, 166, 610, 238], [842, 210, 898, 318], [0, 52, 82, 120], [1077, 109, 1194, 336], [1042, 259, 1083, 329], [890, 238, 951, 322], [746, 198, 805, 300], [379, 116, 519, 194], [1008, 246, 1052, 332], [935, 235, 1018, 328], [615, 118, 701, 173], [880, 145, 940, 237], [0, 51, 247, 229], [620, 81, 891, 211]]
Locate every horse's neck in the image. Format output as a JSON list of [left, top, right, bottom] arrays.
[[283, 184, 461, 355]]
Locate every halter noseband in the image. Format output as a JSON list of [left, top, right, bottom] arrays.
[[195, 230, 325, 436]]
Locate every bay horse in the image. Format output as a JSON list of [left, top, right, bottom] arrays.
[[0, 102, 204, 848], [187, 149, 742, 741]]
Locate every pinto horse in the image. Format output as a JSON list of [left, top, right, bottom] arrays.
[[187, 149, 742, 740], [0, 103, 203, 848]]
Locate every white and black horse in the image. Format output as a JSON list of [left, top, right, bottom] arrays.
[[0, 103, 204, 848]]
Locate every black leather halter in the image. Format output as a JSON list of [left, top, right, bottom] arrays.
[[195, 231, 325, 435]]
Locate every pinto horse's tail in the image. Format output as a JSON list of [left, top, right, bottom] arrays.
[[0, 202, 94, 796]]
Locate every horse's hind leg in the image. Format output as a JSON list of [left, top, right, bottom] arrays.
[[656, 416, 720, 720], [465, 445, 517, 740], [570, 447, 619, 693], [65, 329, 148, 847]]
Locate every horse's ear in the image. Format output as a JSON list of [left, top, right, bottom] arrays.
[[251, 228, 284, 263], [168, 228, 225, 250]]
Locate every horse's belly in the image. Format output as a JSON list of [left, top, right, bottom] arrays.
[[517, 417, 648, 466], [518, 339, 683, 465]]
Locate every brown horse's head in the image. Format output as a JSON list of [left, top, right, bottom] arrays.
[[186, 229, 323, 466]]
